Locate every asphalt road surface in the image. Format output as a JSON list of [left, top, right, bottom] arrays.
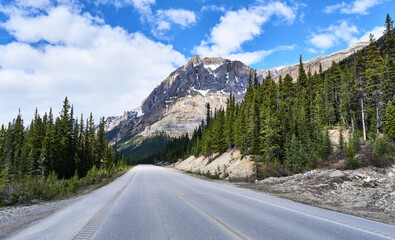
[[7, 165, 395, 240]]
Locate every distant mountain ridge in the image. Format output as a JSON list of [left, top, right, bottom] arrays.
[[105, 42, 369, 144]]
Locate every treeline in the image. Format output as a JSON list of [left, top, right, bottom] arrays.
[[160, 14, 395, 174], [0, 98, 125, 204]]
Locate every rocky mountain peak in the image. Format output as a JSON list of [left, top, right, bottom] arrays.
[[187, 55, 202, 66], [105, 41, 371, 143]]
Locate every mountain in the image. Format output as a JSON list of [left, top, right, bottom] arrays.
[[258, 42, 369, 80], [105, 42, 369, 144], [105, 56, 255, 143]]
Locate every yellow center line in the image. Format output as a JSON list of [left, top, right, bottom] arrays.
[[152, 172, 249, 240], [215, 217, 252, 240]]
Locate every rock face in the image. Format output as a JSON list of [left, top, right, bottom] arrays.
[[105, 42, 369, 143], [105, 56, 256, 143], [171, 150, 255, 180]]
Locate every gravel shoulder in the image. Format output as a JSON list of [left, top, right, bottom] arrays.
[[170, 163, 395, 226], [0, 169, 130, 239], [234, 166, 395, 226]]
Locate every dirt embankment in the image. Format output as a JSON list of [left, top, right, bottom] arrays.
[[171, 150, 255, 180]]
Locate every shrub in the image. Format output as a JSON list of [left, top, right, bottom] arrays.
[[370, 136, 395, 167], [344, 142, 359, 169]]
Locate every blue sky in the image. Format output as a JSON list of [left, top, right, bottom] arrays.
[[0, 0, 393, 125]]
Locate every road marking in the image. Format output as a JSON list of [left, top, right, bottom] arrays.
[[215, 217, 252, 240], [73, 169, 138, 240], [154, 172, 250, 240], [177, 171, 395, 240]]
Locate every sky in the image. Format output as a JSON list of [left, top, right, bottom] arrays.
[[0, 0, 393, 125]]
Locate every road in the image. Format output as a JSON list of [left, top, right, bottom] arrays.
[[7, 165, 395, 240]]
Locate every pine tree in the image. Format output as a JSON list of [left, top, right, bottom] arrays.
[[354, 51, 368, 142], [384, 101, 395, 141], [297, 55, 308, 89], [205, 103, 211, 126], [382, 14, 395, 104], [12, 110, 25, 178], [365, 34, 384, 133], [39, 108, 55, 176]]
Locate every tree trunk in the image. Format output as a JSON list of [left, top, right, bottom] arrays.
[[376, 95, 380, 134], [361, 98, 367, 142]]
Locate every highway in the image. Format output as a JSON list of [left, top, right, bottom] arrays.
[[7, 165, 395, 240]]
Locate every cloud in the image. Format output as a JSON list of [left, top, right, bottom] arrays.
[[349, 25, 385, 45], [15, 0, 51, 8], [324, 0, 381, 15], [309, 20, 359, 50], [194, 2, 296, 64], [96, 0, 155, 13], [153, 9, 196, 34], [201, 5, 226, 12], [0, 4, 186, 125], [307, 48, 318, 54], [96, 0, 195, 36], [225, 45, 296, 65]]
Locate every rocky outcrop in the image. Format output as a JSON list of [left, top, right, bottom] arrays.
[[105, 42, 369, 143], [171, 150, 255, 181]]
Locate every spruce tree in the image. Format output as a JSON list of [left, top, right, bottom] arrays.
[[297, 55, 308, 89], [383, 14, 395, 104], [384, 101, 395, 141]]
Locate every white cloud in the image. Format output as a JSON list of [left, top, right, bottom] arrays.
[[194, 2, 296, 64], [96, 0, 155, 13], [226, 45, 296, 65], [15, 0, 51, 8], [349, 25, 385, 45], [153, 9, 196, 35], [324, 2, 346, 14], [201, 5, 226, 12], [309, 20, 359, 49], [324, 0, 381, 15], [2, 7, 104, 47], [0, 4, 186, 125], [130, 0, 155, 14], [96, 0, 195, 36], [307, 48, 318, 54], [157, 9, 196, 27]]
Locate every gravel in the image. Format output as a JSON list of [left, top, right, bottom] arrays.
[[236, 165, 395, 225], [0, 197, 79, 238]]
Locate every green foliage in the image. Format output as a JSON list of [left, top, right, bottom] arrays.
[[369, 136, 394, 167], [0, 164, 128, 206], [385, 101, 395, 141], [0, 98, 125, 205], [344, 142, 358, 169], [119, 133, 168, 164]]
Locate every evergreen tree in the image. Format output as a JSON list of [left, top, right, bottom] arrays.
[[383, 14, 395, 104], [384, 101, 395, 141], [297, 55, 308, 89], [365, 34, 384, 133]]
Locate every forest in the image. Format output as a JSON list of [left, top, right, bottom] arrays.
[[0, 98, 125, 205], [159, 14, 395, 176]]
